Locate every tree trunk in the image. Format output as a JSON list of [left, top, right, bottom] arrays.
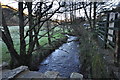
[[34, 2, 42, 49], [27, 2, 33, 66], [47, 20, 51, 45], [19, 2, 27, 65], [82, 2, 91, 29], [114, 18, 120, 66], [93, 2, 97, 29], [1, 13, 20, 68], [89, 2, 92, 28]]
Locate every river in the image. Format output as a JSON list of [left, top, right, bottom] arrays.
[[38, 35, 81, 78]]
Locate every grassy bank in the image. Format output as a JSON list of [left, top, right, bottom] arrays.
[[78, 26, 110, 78], [0, 26, 67, 64]]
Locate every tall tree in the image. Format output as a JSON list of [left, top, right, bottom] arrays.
[[89, 2, 92, 28], [93, 2, 97, 29], [1, 1, 64, 68]]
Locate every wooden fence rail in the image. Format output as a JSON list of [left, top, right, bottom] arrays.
[[97, 11, 120, 65]]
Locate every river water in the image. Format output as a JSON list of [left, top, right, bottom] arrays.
[[38, 36, 81, 77]]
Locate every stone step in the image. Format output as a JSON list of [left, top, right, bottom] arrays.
[[16, 70, 46, 79], [1, 69, 11, 74], [2, 66, 28, 79], [2, 66, 84, 79]]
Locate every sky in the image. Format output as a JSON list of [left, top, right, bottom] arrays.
[[0, 0, 67, 20], [1, 0, 18, 8], [0, 0, 119, 20]]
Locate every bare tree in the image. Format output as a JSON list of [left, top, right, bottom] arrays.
[[0, 1, 65, 68]]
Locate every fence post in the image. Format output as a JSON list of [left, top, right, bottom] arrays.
[[104, 13, 109, 48], [114, 17, 120, 66]]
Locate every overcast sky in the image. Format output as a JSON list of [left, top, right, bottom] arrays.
[[0, 0, 84, 19], [0, 0, 119, 20]]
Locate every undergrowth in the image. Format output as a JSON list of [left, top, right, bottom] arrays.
[[79, 26, 110, 78]]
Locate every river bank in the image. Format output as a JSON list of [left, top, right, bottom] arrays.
[[78, 26, 119, 79], [29, 36, 68, 71]]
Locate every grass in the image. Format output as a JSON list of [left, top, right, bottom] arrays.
[[78, 26, 109, 78], [0, 26, 66, 63], [91, 53, 107, 78], [1, 43, 11, 63]]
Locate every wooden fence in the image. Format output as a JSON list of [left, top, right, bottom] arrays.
[[97, 11, 120, 65]]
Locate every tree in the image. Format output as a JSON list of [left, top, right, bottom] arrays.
[[0, 1, 64, 68], [93, 2, 97, 29]]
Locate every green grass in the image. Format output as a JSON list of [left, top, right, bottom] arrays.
[[39, 37, 48, 46], [0, 42, 10, 63], [78, 26, 109, 78], [0, 26, 66, 63]]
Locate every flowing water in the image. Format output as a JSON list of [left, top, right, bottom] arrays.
[[38, 35, 81, 77]]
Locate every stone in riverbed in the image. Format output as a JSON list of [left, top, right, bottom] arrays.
[[44, 71, 59, 78], [70, 72, 83, 80]]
